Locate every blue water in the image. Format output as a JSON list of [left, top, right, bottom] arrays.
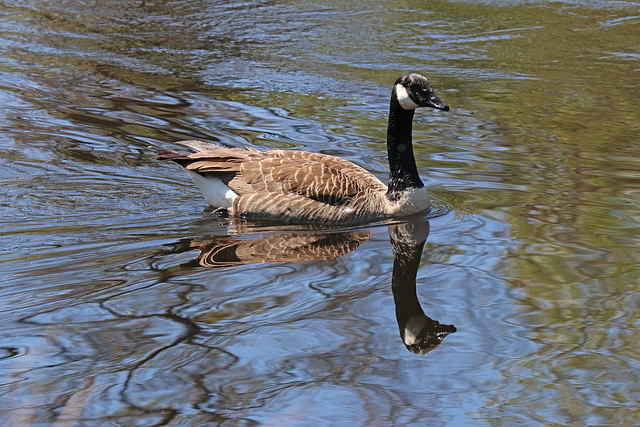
[[1, 1, 639, 425]]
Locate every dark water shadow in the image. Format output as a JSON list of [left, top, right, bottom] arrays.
[[164, 217, 456, 355]]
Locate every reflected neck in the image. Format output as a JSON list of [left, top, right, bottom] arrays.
[[390, 222, 456, 355], [391, 234, 427, 325]]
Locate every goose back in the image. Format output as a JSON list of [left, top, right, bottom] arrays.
[[157, 141, 408, 224]]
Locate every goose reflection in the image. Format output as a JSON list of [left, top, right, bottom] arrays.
[[171, 221, 455, 354], [389, 221, 456, 354], [180, 229, 371, 269]]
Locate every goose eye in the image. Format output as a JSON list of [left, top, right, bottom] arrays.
[[411, 83, 431, 97]]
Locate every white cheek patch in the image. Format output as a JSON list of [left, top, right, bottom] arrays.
[[395, 84, 420, 110], [404, 315, 429, 345]]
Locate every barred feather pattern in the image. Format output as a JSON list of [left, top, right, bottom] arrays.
[[185, 230, 371, 269], [157, 140, 429, 224]]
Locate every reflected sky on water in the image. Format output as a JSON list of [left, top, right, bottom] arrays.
[[1, 0, 639, 425]]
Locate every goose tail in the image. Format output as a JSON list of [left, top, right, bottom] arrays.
[[155, 141, 239, 209], [174, 139, 223, 152]]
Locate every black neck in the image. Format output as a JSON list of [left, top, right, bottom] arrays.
[[386, 96, 424, 196]]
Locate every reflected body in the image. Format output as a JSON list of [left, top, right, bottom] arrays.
[[179, 229, 371, 269]]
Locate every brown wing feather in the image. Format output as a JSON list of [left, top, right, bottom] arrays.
[[157, 142, 393, 223], [241, 150, 387, 201], [157, 143, 386, 198]]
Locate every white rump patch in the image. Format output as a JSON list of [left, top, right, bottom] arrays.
[[185, 170, 237, 207], [395, 84, 420, 110]]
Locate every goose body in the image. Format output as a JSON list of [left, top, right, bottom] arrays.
[[157, 73, 449, 224]]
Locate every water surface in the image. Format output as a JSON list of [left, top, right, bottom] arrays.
[[1, 0, 639, 425]]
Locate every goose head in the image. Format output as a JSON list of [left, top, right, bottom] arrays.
[[393, 73, 449, 111]]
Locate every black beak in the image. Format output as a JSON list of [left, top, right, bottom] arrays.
[[425, 93, 449, 111]]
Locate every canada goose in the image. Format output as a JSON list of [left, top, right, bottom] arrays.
[[156, 73, 449, 224]]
